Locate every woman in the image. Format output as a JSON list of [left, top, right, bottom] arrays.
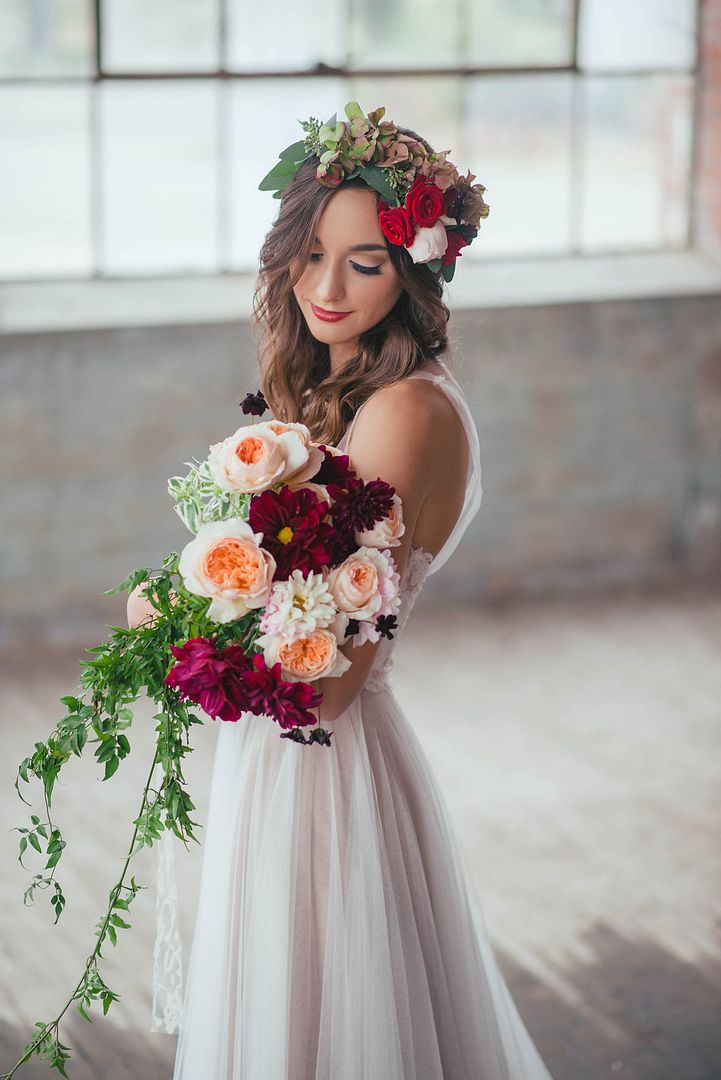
[[130, 103, 554, 1079]]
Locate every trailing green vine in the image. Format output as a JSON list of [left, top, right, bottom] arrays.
[[2, 403, 403, 1075], [1, 557, 251, 1077]]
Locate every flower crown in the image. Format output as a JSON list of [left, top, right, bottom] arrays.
[[258, 99, 490, 284]]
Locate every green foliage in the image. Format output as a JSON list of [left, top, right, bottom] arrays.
[[167, 456, 252, 534], [1, 554, 262, 1078]]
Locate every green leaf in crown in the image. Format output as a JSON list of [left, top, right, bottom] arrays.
[[357, 164, 399, 205]]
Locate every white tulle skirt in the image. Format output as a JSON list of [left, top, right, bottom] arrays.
[[171, 686, 555, 1079]]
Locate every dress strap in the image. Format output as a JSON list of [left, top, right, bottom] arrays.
[[401, 363, 483, 575]]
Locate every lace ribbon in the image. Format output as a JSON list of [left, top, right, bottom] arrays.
[[150, 761, 184, 1034]]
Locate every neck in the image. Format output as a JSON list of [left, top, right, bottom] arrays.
[[329, 342, 359, 377]]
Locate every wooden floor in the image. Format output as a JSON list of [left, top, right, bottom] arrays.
[[1, 583, 720, 1079]]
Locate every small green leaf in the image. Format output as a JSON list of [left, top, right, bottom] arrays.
[[102, 567, 150, 596], [358, 164, 398, 203], [277, 138, 311, 162], [103, 755, 120, 781], [257, 158, 301, 190]]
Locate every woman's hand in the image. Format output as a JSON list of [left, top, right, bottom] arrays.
[[126, 582, 177, 629]]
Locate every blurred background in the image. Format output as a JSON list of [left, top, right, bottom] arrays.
[[1, 1, 720, 1078]]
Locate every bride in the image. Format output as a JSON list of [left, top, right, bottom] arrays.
[[129, 103, 555, 1079]]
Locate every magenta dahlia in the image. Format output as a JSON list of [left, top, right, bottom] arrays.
[[241, 653, 323, 730], [165, 636, 254, 723]]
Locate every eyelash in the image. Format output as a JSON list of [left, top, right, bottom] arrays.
[[309, 253, 382, 276]]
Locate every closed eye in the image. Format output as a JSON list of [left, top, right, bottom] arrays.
[[309, 253, 382, 276]]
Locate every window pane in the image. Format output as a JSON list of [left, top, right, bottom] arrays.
[[468, 0, 574, 67], [579, 75, 693, 251], [461, 74, 574, 257], [351, 0, 460, 69], [578, 0, 697, 71], [0, 86, 92, 278], [349, 76, 462, 161], [102, 0, 219, 72], [227, 77, 346, 270], [0, 0, 93, 76], [226, 0, 344, 71], [100, 81, 219, 274]]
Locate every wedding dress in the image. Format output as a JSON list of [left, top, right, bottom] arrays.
[[152, 359, 555, 1079]]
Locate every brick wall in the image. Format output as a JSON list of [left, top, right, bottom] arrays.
[[2, 296, 720, 647]]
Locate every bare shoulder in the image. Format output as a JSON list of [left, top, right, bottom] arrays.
[[343, 374, 467, 524], [351, 374, 461, 458]]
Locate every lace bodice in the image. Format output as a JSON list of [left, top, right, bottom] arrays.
[[362, 545, 434, 693]]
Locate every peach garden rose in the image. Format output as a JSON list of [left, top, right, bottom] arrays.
[[325, 547, 401, 646], [208, 420, 325, 494], [178, 518, 277, 623], [260, 627, 352, 683]]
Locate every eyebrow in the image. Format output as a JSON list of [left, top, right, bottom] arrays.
[[313, 236, 387, 253]]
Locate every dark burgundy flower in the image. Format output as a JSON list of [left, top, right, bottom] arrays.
[[241, 653, 323, 730], [441, 224, 478, 267], [442, 185, 461, 220], [240, 390, 268, 416], [248, 485, 336, 579], [307, 726, 334, 747], [308, 445, 357, 487], [327, 473, 396, 537], [375, 613, 398, 640], [279, 726, 309, 744]]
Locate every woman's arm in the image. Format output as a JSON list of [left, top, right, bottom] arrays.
[[310, 378, 442, 724]]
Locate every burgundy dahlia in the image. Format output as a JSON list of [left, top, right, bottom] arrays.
[[308, 445, 356, 487], [327, 473, 396, 535], [248, 485, 336, 579]]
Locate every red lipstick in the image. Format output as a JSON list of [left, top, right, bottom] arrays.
[[311, 303, 352, 322]]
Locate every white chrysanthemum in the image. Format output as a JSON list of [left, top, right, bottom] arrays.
[[257, 568, 338, 644]]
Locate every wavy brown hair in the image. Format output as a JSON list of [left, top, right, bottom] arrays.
[[251, 126, 453, 447]]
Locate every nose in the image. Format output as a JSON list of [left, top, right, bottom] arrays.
[[314, 258, 346, 305]]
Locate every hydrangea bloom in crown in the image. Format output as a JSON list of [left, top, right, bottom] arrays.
[[258, 99, 490, 283]]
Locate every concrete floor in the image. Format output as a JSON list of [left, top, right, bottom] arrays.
[[1, 584, 720, 1079]]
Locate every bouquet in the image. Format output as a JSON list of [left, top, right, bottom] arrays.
[[3, 389, 405, 1078]]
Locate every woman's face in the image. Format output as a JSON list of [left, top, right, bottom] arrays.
[[292, 185, 405, 370]]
